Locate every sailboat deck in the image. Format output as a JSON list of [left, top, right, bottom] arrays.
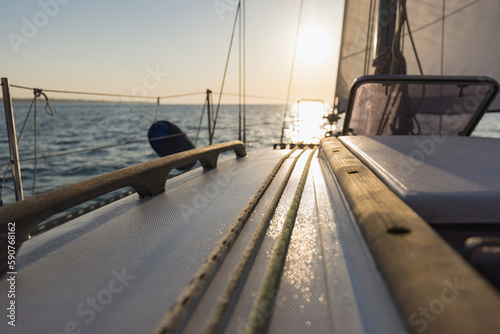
[[0, 146, 405, 333], [2, 138, 500, 333]]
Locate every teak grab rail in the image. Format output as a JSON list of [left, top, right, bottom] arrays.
[[0, 140, 246, 275]]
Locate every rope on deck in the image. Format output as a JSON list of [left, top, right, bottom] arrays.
[[152, 147, 298, 334], [202, 148, 307, 334], [245, 146, 318, 334]]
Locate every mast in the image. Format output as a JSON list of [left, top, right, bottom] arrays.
[[333, 0, 399, 115], [373, 0, 398, 74]]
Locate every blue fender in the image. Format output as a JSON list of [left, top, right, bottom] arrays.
[[148, 121, 196, 171]]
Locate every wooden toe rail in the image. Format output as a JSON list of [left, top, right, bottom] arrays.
[[320, 137, 500, 334]]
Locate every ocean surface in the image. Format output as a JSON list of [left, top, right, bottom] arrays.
[[1, 101, 500, 207], [0, 102, 287, 206]]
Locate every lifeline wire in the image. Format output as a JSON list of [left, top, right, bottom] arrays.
[[10, 83, 288, 103], [9, 84, 205, 100], [0, 120, 280, 167]]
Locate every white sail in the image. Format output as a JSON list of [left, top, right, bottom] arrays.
[[335, 0, 375, 114], [335, 0, 500, 111]]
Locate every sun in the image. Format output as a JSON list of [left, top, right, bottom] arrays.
[[297, 26, 331, 63]]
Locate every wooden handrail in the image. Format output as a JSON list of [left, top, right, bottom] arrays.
[[320, 137, 500, 333], [0, 141, 246, 275]]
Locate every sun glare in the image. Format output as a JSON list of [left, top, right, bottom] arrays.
[[291, 100, 327, 143], [297, 26, 330, 63]]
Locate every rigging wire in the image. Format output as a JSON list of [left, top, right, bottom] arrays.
[[410, 0, 479, 35], [376, 0, 422, 135], [364, 0, 375, 75], [0, 163, 12, 201], [401, 20, 405, 52], [401, 0, 423, 75], [279, 0, 305, 143], [341, 0, 480, 62], [438, 0, 446, 135], [2, 0, 306, 200], [242, 0, 247, 145], [389, 0, 407, 75], [211, 2, 241, 143], [441, 0, 446, 76], [239, 3, 242, 142], [33, 95, 38, 195]]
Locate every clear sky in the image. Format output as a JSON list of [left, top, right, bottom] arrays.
[[0, 0, 344, 104]]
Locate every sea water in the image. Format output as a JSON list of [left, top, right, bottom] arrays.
[[0, 101, 499, 206], [0, 102, 286, 205]]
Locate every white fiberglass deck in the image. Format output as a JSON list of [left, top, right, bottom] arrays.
[[340, 136, 500, 223], [0, 147, 404, 334]]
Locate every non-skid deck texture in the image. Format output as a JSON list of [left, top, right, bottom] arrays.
[[0, 147, 406, 334], [171, 149, 404, 334], [340, 136, 500, 223], [0, 150, 285, 334], [183, 150, 326, 333]]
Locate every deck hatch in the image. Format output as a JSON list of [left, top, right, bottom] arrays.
[[342, 75, 499, 136]]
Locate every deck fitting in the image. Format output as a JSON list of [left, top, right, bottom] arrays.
[[387, 227, 411, 235]]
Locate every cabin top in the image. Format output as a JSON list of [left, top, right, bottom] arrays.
[[340, 135, 500, 223]]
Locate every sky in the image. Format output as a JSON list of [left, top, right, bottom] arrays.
[[0, 0, 344, 105]]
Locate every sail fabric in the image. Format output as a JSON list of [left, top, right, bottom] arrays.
[[335, 0, 376, 114], [403, 0, 500, 109], [335, 0, 500, 111]]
